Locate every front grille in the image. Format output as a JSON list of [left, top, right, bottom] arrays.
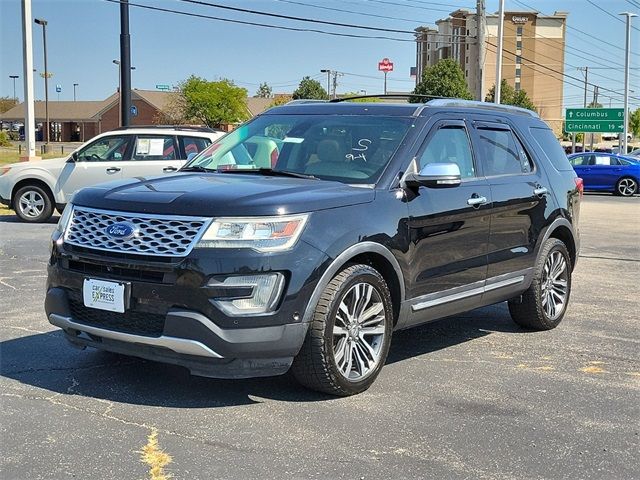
[[69, 299, 166, 337], [67, 259, 167, 283], [64, 206, 210, 257]]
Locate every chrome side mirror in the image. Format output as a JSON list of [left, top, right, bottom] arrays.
[[403, 162, 462, 188]]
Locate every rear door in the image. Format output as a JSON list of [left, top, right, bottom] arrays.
[[123, 134, 181, 178], [469, 119, 549, 280], [591, 154, 622, 188], [406, 119, 491, 301]]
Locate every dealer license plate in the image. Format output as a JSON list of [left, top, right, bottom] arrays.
[[83, 278, 126, 313]]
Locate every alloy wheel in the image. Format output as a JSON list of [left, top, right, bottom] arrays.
[[617, 178, 637, 196], [332, 282, 386, 381], [541, 250, 568, 320], [18, 190, 45, 218]]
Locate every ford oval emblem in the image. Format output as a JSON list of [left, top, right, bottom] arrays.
[[105, 221, 137, 240]]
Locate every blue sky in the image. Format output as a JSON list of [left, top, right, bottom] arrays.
[[1, 0, 638, 109]]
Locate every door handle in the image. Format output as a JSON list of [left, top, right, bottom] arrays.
[[163, 166, 178, 173], [533, 186, 548, 197], [106, 167, 121, 174], [467, 195, 488, 206]]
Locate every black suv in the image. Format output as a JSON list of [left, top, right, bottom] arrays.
[[45, 99, 582, 396]]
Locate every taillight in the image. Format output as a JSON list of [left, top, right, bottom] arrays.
[[270, 147, 279, 167], [574, 177, 584, 196]]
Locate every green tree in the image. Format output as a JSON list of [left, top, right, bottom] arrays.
[[485, 79, 536, 111], [587, 101, 603, 109], [340, 92, 380, 103], [179, 76, 250, 128], [268, 94, 292, 108], [628, 107, 640, 138], [256, 82, 272, 98], [0, 96, 18, 114], [411, 59, 472, 103], [292, 76, 329, 100]]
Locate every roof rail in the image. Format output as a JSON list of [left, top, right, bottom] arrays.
[[112, 125, 222, 132], [426, 99, 539, 118], [330, 94, 448, 103], [285, 99, 329, 105]]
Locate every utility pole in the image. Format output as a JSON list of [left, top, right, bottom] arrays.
[[9, 75, 19, 101], [20, 0, 37, 160], [590, 85, 599, 151], [331, 71, 343, 99], [120, 0, 132, 127], [494, 0, 504, 104], [619, 12, 637, 154], [476, 0, 485, 101], [34, 18, 49, 147], [73, 83, 78, 101], [578, 67, 589, 151]]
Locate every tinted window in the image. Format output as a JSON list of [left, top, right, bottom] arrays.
[[418, 126, 475, 178], [180, 136, 211, 157], [569, 155, 590, 166], [133, 136, 177, 161], [477, 128, 531, 176], [76, 135, 130, 162], [529, 127, 574, 171]]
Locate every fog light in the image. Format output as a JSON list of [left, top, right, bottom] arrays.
[[210, 273, 285, 316]]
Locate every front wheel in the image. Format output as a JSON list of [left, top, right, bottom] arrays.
[[291, 264, 393, 396], [13, 185, 54, 223], [508, 238, 572, 330], [615, 177, 637, 197]]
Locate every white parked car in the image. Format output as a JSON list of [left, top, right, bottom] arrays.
[[0, 126, 224, 222]]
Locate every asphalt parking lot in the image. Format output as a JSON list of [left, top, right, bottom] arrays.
[[1, 194, 638, 480]]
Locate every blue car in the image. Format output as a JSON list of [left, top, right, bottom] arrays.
[[567, 152, 640, 197]]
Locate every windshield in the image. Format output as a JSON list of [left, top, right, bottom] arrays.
[[183, 114, 413, 184]]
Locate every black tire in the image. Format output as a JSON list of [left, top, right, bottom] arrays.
[[291, 264, 394, 396], [13, 184, 54, 223], [508, 238, 572, 330], [615, 177, 638, 197]]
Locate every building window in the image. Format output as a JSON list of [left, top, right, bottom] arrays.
[[517, 26, 523, 36], [466, 70, 469, 77], [427, 43, 430, 50], [516, 40, 522, 49], [466, 44, 469, 50], [427, 54, 430, 61], [515, 82, 521, 92], [466, 29, 470, 35], [516, 55, 521, 64], [515, 68, 521, 78]]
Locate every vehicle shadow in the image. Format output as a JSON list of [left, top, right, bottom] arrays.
[[0, 304, 527, 407], [0, 214, 58, 223]]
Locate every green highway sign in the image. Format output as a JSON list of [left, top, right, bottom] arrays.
[[565, 120, 624, 133], [565, 108, 625, 133], [155, 84, 170, 91], [565, 108, 624, 121]]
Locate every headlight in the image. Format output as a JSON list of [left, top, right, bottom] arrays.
[[198, 214, 309, 252], [55, 203, 73, 235]]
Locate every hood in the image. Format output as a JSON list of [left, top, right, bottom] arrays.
[[72, 172, 375, 216], [7, 157, 68, 174]]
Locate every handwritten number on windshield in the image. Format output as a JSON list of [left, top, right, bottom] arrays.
[[346, 138, 372, 162]]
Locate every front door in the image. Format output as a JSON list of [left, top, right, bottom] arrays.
[[56, 134, 132, 202], [122, 135, 183, 178], [406, 119, 491, 301]]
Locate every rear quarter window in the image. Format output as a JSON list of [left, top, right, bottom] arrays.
[[529, 127, 573, 171]]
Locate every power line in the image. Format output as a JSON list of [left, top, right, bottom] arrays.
[[586, 0, 640, 33], [175, 0, 417, 34], [104, 0, 415, 42], [273, 0, 433, 25], [362, 0, 456, 13]]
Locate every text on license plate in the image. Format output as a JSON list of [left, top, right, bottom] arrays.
[[83, 278, 125, 313]]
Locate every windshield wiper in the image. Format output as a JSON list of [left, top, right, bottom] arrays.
[[217, 168, 317, 180], [181, 165, 215, 172]]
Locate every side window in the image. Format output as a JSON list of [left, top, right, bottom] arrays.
[[569, 155, 585, 166], [477, 128, 531, 176], [179, 136, 211, 158], [76, 135, 130, 162], [132, 136, 177, 161], [594, 155, 612, 166], [418, 126, 476, 178]]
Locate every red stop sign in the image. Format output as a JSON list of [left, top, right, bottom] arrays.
[[378, 58, 394, 72]]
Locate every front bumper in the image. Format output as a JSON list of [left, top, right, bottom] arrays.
[[45, 239, 328, 378]]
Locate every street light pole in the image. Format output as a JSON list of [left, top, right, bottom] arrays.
[[494, 0, 504, 104], [9, 75, 19, 101], [320, 69, 331, 98], [119, 0, 132, 127], [113, 60, 135, 127], [73, 83, 78, 101], [619, 12, 637, 154], [34, 18, 49, 145]]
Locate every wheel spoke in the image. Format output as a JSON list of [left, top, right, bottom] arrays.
[[360, 324, 385, 335], [359, 302, 384, 324], [333, 325, 349, 336]]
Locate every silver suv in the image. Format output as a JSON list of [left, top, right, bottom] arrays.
[[0, 126, 224, 222]]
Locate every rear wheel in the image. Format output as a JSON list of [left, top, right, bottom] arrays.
[[615, 177, 637, 197], [291, 264, 393, 396], [508, 238, 572, 330], [13, 185, 54, 223]]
